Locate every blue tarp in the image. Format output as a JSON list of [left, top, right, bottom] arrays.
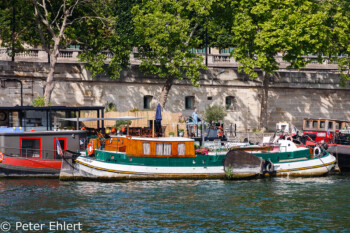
[[0, 127, 24, 133]]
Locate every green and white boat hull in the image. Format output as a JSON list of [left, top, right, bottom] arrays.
[[60, 140, 336, 180]]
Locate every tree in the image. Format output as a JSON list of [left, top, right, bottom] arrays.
[[0, 0, 39, 57], [324, 0, 350, 86], [77, 0, 138, 79], [0, 0, 132, 106], [212, 0, 339, 130], [203, 105, 227, 124], [132, 0, 213, 109]]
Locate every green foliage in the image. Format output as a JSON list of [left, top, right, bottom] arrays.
[[114, 120, 131, 129], [105, 102, 117, 112], [178, 115, 187, 123], [212, 0, 347, 79], [77, 0, 139, 79], [129, 107, 140, 112], [132, 0, 211, 90], [0, 0, 39, 54], [225, 165, 233, 179], [178, 128, 184, 133], [169, 132, 175, 136], [31, 96, 51, 107], [203, 105, 227, 124]]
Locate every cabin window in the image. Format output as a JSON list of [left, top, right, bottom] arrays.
[[185, 96, 195, 110], [20, 137, 41, 158], [312, 121, 318, 129], [320, 121, 325, 129], [156, 143, 163, 155], [328, 122, 333, 130], [163, 143, 172, 155], [54, 138, 67, 159], [336, 122, 341, 130], [178, 143, 185, 155], [144, 96, 153, 109], [156, 143, 172, 155], [143, 142, 151, 155], [304, 120, 310, 128]]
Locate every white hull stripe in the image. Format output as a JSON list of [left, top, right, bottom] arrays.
[[76, 160, 224, 176], [276, 161, 335, 173]]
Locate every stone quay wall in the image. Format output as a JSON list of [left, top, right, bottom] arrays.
[[0, 60, 349, 132]]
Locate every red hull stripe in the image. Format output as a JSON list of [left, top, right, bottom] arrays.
[[2, 157, 61, 169]]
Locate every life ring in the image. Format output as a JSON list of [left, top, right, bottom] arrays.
[[0, 152, 4, 163], [286, 136, 293, 142], [87, 143, 95, 156], [314, 146, 321, 157], [265, 161, 274, 173]]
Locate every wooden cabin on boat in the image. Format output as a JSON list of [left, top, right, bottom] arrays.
[[96, 136, 196, 158]]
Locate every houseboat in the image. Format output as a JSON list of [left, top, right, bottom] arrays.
[[302, 118, 350, 171], [302, 118, 350, 143], [239, 140, 335, 177], [0, 106, 104, 177], [60, 136, 336, 180], [0, 130, 86, 176], [61, 136, 228, 180]]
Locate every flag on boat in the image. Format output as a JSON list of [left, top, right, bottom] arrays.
[[291, 125, 301, 136], [56, 138, 64, 157]]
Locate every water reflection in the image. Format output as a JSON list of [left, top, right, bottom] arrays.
[[0, 175, 349, 232]]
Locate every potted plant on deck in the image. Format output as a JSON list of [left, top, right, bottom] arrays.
[[178, 128, 185, 137]]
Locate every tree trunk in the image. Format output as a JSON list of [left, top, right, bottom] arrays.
[[44, 43, 60, 106], [259, 73, 269, 130], [159, 76, 175, 108]]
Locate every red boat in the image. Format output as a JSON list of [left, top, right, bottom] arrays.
[[0, 105, 103, 177], [0, 130, 87, 177], [301, 118, 350, 171]]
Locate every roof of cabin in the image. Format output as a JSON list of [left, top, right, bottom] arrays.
[[0, 106, 105, 111], [304, 118, 350, 123], [110, 135, 194, 142]]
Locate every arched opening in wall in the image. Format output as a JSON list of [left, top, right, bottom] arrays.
[[225, 96, 236, 110], [144, 95, 153, 110], [185, 96, 195, 110]]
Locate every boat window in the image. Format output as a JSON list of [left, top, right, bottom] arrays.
[[20, 137, 41, 158], [156, 143, 164, 155], [143, 142, 151, 155], [304, 120, 310, 128], [55, 138, 67, 159], [320, 121, 325, 129], [328, 122, 333, 130], [178, 143, 185, 155], [156, 143, 172, 155], [336, 122, 341, 130], [312, 121, 318, 129], [163, 143, 172, 155]]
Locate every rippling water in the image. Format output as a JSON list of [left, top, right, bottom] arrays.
[[0, 174, 349, 232]]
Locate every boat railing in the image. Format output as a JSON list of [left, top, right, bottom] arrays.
[[334, 138, 350, 145], [0, 147, 64, 159]]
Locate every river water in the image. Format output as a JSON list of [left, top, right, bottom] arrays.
[[0, 175, 349, 232]]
